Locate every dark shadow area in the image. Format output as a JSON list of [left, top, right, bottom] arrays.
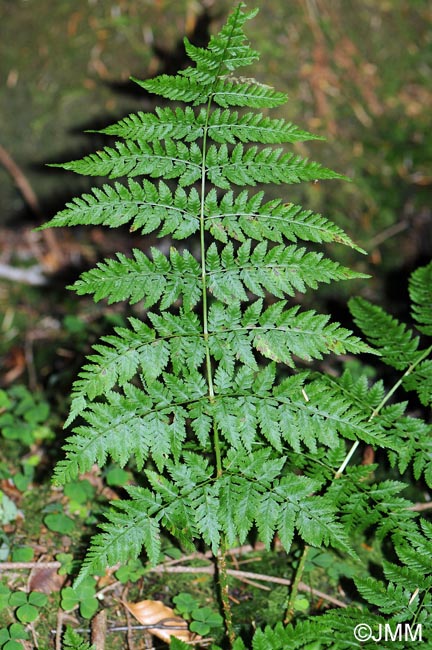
[[107, 5, 217, 99]]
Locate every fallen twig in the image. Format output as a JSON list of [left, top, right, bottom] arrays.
[[0, 143, 64, 268], [0, 144, 42, 218], [122, 587, 137, 650], [0, 262, 47, 285], [0, 554, 346, 608], [409, 501, 432, 512], [149, 564, 347, 608], [0, 561, 61, 570]]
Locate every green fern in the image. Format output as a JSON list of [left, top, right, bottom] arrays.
[[44, 3, 432, 647], [62, 626, 94, 650], [409, 261, 432, 336]]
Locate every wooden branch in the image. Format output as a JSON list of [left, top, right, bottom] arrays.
[[149, 564, 347, 608], [0, 561, 61, 570], [0, 143, 64, 267], [0, 144, 43, 218], [409, 501, 432, 512], [0, 262, 47, 285], [0, 550, 347, 609]]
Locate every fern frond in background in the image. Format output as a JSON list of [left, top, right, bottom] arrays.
[[43, 3, 432, 647]]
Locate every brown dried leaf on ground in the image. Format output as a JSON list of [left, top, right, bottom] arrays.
[[123, 598, 198, 645], [28, 564, 66, 594]]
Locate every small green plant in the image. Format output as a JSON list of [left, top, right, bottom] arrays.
[[0, 587, 47, 632], [114, 558, 146, 584], [0, 385, 53, 447], [173, 592, 224, 636], [62, 626, 94, 650], [43, 510, 75, 535], [0, 583, 11, 610], [104, 464, 131, 487], [0, 623, 29, 650], [64, 479, 95, 506], [63, 479, 96, 518], [0, 385, 53, 498], [61, 576, 99, 619], [11, 547, 34, 563], [43, 3, 432, 647], [7, 590, 47, 624], [56, 552, 75, 575]]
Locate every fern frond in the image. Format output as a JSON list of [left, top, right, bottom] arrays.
[[62, 627, 95, 650], [394, 536, 432, 575], [284, 379, 392, 448], [54, 384, 191, 482], [138, 67, 286, 109], [253, 303, 372, 365], [52, 139, 202, 185], [46, 4, 418, 639], [206, 299, 373, 373], [64, 324, 166, 424], [296, 496, 355, 556], [190, 483, 221, 552], [217, 459, 330, 551], [134, 4, 261, 106], [409, 260, 432, 335], [75, 486, 162, 586], [250, 619, 335, 650], [65, 312, 207, 426], [205, 240, 365, 303], [133, 74, 208, 104], [212, 77, 288, 108], [207, 110, 323, 144], [41, 179, 200, 238], [100, 106, 322, 146], [355, 576, 411, 614], [53, 140, 341, 191], [205, 190, 362, 250], [331, 474, 417, 540], [403, 360, 432, 406], [209, 372, 390, 455], [335, 368, 385, 412], [70, 247, 201, 310], [184, 4, 259, 74], [349, 296, 420, 369], [98, 106, 203, 142], [382, 560, 432, 592], [149, 310, 206, 375], [388, 416, 432, 480], [206, 144, 345, 189]]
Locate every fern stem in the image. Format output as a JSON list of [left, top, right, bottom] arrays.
[[199, 96, 220, 475], [199, 11, 249, 645], [200, 90, 236, 645], [334, 440, 360, 478], [284, 544, 310, 624], [217, 544, 236, 646], [370, 344, 432, 419]]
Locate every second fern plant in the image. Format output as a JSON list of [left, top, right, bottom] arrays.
[[43, 3, 395, 645]]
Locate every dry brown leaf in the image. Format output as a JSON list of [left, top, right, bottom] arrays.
[[123, 598, 198, 644], [29, 565, 66, 594], [0, 479, 23, 504], [91, 609, 107, 650], [3, 347, 26, 385]]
